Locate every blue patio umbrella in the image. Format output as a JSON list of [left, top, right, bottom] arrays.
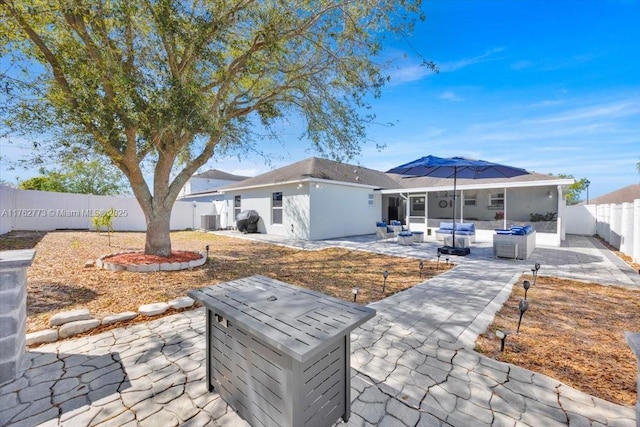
[[386, 155, 529, 255]]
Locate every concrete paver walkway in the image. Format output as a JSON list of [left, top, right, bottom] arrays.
[[1, 234, 637, 426]]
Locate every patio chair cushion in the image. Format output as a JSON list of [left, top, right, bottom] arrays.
[[376, 222, 387, 228]]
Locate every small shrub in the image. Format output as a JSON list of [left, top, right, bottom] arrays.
[[494, 211, 504, 220], [530, 212, 557, 222], [92, 208, 116, 245]]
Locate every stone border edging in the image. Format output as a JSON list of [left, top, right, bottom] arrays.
[[95, 251, 207, 272], [25, 296, 196, 346]]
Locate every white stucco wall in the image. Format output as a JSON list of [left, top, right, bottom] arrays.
[[308, 183, 380, 240], [224, 183, 311, 239]]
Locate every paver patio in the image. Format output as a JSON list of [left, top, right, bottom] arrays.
[[1, 234, 637, 426]]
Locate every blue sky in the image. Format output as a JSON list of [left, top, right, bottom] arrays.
[[1, 1, 638, 199], [208, 0, 640, 199]]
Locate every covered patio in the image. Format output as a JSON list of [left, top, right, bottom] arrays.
[[379, 173, 575, 247]]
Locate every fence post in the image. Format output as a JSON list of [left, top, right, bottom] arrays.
[[625, 332, 640, 427], [0, 250, 36, 385]]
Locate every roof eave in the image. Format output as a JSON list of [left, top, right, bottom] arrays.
[[379, 178, 575, 194]]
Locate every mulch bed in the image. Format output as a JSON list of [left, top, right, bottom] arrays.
[[475, 275, 639, 407], [103, 250, 202, 264], [1, 230, 449, 333]]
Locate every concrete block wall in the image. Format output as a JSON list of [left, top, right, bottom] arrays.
[[0, 250, 35, 386]]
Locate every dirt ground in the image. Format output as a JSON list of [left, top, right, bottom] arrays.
[[2, 230, 638, 407], [475, 275, 639, 407], [1, 230, 448, 332]]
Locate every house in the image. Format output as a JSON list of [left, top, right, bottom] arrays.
[[218, 156, 574, 246], [219, 157, 399, 240], [586, 184, 640, 205], [177, 169, 251, 202]]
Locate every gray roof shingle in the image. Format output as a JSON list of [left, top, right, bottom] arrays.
[[221, 157, 400, 190], [588, 184, 640, 205]]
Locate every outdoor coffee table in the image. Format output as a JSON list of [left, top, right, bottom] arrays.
[[188, 275, 376, 427]]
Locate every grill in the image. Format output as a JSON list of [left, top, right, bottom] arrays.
[[188, 275, 376, 427]]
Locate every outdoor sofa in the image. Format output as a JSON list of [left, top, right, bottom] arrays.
[[435, 222, 476, 243], [493, 225, 536, 260]]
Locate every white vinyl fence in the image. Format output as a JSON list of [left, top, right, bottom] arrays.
[[565, 199, 640, 264], [0, 186, 219, 234]]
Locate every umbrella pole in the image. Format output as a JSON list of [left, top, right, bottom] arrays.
[[451, 168, 457, 249]]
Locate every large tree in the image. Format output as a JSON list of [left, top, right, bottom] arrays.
[[0, 0, 427, 255]]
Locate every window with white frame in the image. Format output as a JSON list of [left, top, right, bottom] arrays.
[[368, 194, 374, 206], [272, 192, 283, 224], [410, 196, 425, 216], [234, 195, 241, 219], [489, 192, 504, 207], [464, 193, 477, 206]]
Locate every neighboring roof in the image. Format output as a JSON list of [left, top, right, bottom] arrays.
[[384, 171, 573, 192], [220, 157, 400, 191], [193, 169, 250, 181], [588, 184, 640, 205]]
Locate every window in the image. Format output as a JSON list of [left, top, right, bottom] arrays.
[[410, 196, 425, 216], [464, 194, 476, 206], [234, 195, 241, 219], [368, 194, 374, 207], [272, 192, 283, 224], [489, 192, 504, 208]]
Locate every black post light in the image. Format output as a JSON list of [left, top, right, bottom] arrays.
[[496, 329, 511, 352], [382, 270, 389, 293], [446, 257, 450, 265], [517, 299, 529, 334], [352, 287, 359, 303], [419, 261, 424, 278], [436, 252, 441, 269], [523, 280, 531, 300], [585, 179, 590, 204], [205, 245, 210, 258]]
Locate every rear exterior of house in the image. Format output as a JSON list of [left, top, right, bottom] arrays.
[[219, 158, 390, 240], [217, 157, 574, 246]]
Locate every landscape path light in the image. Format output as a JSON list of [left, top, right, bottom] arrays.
[[352, 288, 359, 303], [523, 280, 531, 300], [382, 270, 389, 293], [496, 329, 511, 352], [532, 262, 541, 286], [436, 252, 441, 269], [517, 299, 529, 334], [419, 261, 424, 278]]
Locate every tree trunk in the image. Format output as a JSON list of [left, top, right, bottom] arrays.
[[145, 205, 172, 256]]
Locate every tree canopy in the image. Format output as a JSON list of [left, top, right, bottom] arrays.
[[0, 0, 428, 255], [18, 159, 128, 195]]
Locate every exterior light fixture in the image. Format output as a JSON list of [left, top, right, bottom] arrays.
[[352, 288, 359, 302], [532, 263, 540, 286], [517, 299, 529, 334], [585, 179, 590, 204], [205, 245, 210, 258], [496, 329, 511, 352], [436, 252, 441, 269], [382, 270, 389, 293], [419, 261, 424, 278], [523, 280, 531, 300]]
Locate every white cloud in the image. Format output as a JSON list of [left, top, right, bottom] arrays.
[[438, 47, 506, 73], [438, 91, 463, 102]]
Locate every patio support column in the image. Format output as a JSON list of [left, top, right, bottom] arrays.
[[0, 249, 36, 386], [503, 187, 508, 229], [460, 190, 464, 222]]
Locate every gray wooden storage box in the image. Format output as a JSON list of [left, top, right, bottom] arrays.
[[188, 275, 376, 427]]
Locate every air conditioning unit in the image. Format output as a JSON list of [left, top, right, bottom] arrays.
[[200, 214, 219, 231]]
